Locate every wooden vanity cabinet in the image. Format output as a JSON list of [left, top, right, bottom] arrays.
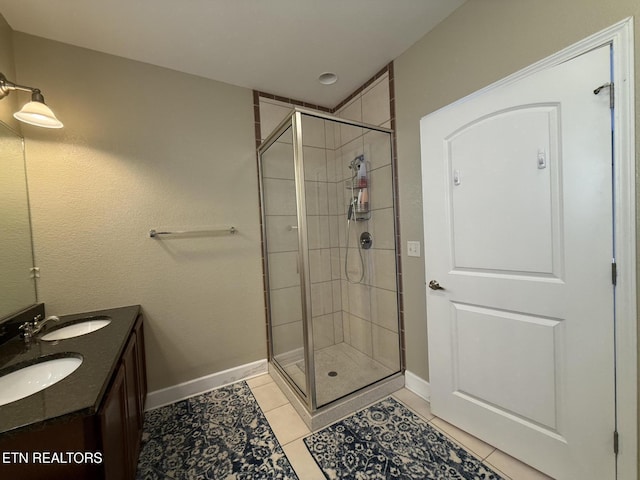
[[0, 314, 147, 480], [99, 314, 147, 480]]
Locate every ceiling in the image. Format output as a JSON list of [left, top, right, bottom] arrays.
[[0, 0, 465, 108]]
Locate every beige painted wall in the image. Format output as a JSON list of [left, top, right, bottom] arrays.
[[394, 0, 640, 382], [0, 14, 20, 132], [9, 33, 266, 392]]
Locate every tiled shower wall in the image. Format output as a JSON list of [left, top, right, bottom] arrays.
[[257, 68, 399, 372]]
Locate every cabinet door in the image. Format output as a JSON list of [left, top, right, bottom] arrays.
[[134, 317, 147, 424], [99, 364, 129, 480], [122, 333, 141, 472]]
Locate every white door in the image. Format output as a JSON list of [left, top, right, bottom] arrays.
[[421, 45, 615, 479]]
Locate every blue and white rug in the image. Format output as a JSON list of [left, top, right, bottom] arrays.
[[136, 381, 299, 480], [304, 397, 504, 480]]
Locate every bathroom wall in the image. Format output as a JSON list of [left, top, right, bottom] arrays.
[[9, 32, 266, 392], [393, 0, 640, 385], [0, 14, 20, 133]]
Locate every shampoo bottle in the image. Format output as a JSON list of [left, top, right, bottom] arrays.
[[357, 161, 367, 188]]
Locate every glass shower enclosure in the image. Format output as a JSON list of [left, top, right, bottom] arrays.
[[258, 108, 402, 416]]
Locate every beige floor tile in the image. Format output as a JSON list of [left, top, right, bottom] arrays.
[[485, 450, 553, 480], [264, 403, 311, 445], [251, 381, 289, 412], [430, 417, 496, 459], [282, 437, 326, 480], [246, 373, 274, 389], [392, 388, 434, 421]]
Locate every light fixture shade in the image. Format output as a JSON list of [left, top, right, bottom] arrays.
[[14, 100, 63, 128]]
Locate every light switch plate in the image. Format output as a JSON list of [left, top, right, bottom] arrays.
[[407, 241, 421, 257]]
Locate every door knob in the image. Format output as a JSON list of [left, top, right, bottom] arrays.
[[428, 280, 445, 291]]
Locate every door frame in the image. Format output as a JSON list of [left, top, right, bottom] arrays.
[[421, 18, 636, 478]]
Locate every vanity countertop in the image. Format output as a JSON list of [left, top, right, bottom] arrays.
[[0, 305, 141, 436]]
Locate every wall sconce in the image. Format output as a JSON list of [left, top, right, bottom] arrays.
[[0, 73, 63, 128]]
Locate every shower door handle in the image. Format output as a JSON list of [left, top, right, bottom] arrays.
[[428, 280, 445, 291]]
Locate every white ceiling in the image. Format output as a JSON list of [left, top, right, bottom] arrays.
[[0, 0, 465, 107]]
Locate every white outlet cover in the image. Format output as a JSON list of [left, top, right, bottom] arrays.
[[407, 241, 421, 257]]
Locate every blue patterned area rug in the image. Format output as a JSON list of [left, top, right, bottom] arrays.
[[304, 397, 504, 480], [136, 381, 299, 480]]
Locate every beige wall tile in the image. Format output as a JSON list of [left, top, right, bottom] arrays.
[[362, 75, 390, 126], [340, 136, 365, 179], [368, 207, 396, 250], [303, 146, 327, 182], [309, 248, 332, 283], [326, 149, 337, 182], [306, 215, 330, 250], [338, 97, 362, 122], [310, 281, 333, 316], [370, 249, 397, 291], [261, 141, 295, 179], [265, 214, 298, 253], [263, 178, 296, 215], [369, 164, 394, 210], [372, 324, 400, 371], [270, 286, 302, 326], [304, 181, 329, 215], [370, 286, 399, 332], [313, 313, 335, 349], [272, 321, 303, 359], [268, 251, 300, 289], [364, 129, 392, 171], [301, 114, 326, 148], [260, 99, 293, 140], [347, 313, 373, 356], [347, 281, 371, 321], [333, 311, 344, 343], [331, 279, 342, 312]]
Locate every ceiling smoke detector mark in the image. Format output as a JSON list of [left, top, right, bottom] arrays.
[[318, 72, 338, 85]]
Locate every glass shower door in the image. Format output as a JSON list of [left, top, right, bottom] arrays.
[[260, 124, 308, 398]]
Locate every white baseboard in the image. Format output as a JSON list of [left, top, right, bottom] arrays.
[[404, 370, 430, 401], [145, 359, 268, 411]]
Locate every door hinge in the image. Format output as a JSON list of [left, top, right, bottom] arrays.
[[612, 260, 617, 286], [613, 430, 619, 455], [594, 82, 614, 109]]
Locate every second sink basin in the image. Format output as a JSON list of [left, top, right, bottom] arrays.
[[41, 316, 112, 341], [0, 354, 83, 407]]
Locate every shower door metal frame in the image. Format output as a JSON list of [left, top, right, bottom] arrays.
[[259, 107, 401, 414], [257, 111, 316, 412]]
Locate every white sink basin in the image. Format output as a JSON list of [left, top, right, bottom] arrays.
[[41, 317, 111, 341], [0, 355, 83, 407]]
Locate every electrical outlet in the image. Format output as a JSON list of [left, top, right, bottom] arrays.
[[407, 241, 421, 257]]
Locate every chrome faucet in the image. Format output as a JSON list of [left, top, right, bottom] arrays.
[[19, 314, 60, 341]]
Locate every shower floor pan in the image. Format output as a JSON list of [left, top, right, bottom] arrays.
[[270, 342, 404, 430]]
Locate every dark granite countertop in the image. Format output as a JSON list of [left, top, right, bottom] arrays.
[[0, 305, 140, 436]]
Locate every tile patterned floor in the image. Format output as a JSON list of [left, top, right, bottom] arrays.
[[246, 374, 554, 480]]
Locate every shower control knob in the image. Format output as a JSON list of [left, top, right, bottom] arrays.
[[428, 280, 445, 291]]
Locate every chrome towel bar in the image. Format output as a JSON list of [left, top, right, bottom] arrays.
[[149, 226, 237, 238]]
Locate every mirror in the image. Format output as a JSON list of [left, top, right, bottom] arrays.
[[0, 120, 37, 320]]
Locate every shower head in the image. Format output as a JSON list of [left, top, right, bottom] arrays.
[[349, 155, 364, 171]]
